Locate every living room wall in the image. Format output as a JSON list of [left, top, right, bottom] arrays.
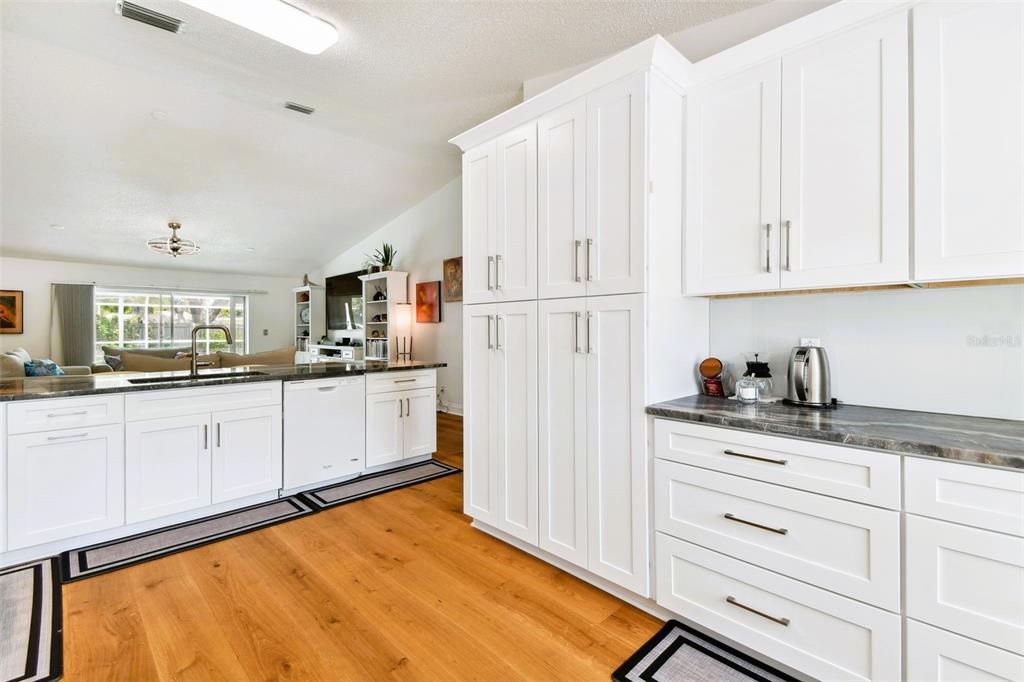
[[315, 178, 463, 413], [0, 255, 298, 361]]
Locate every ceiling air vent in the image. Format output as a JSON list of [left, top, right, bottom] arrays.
[[115, 1, 184, 34], [284, 101, 316, 115]]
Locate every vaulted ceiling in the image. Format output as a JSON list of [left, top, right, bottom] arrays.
[[0, 0, 779, 275]]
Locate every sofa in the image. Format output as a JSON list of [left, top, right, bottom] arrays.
[[99, 345, 297, 373], [0, 347, 108, 379]]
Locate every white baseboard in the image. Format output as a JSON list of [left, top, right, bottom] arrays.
[[439, 403, 463, 416]]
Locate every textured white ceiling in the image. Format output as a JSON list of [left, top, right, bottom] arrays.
[[0, 0, 763, 276]]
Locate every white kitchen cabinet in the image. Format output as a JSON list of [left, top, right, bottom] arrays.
[[779, 10, 910, 288], [7, 424, 124, 550], [906, 619, 1024, 682], [126, 414, 211, 524], [585, 73, 646, 297], [283, 377, 365, 489], [463, 302, 538, 543], [538, 294, 647, 593], [494, 124, 538, 302], [462, 140, 497, 305], [365, 387, 437, 469], [211, 405, 283, 504], [685, 60, 782, 295], [537, 99, 587, 300], [906, 514, 1024, 655], [913, 1, 1024, 281], [905, 457, 1024, 536]]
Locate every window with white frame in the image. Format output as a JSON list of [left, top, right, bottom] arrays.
[[94, 288, 248, 360]]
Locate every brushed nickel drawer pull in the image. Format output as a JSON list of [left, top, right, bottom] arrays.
[[586, 238, 594, 281], [724, 513, 788, 535], [406, 397, 410, 415], [726, 596, 790, 626], [47, 410, 88, 418], [46, 432, 89, 441], [764, 223, 772, 273], [393, 378, 417, 383], [574, 239, 582, 282], [203, 424, 208, 450], [495, 254, 503, 289], [574, 311, 582, 353], [723, 449, 788, 466]]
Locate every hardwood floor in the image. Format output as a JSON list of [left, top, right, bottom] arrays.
[[62, 412, 662, 680]]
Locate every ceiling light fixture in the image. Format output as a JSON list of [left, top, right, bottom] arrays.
[[148, 222, 200, 257], [179, 0, 338, 55]]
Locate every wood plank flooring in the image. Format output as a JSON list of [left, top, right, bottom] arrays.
[[63, 412, 663, 680]]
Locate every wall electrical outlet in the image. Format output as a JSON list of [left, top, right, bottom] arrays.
[[800, 337, 821, 347], [262, 329, 269, 336]]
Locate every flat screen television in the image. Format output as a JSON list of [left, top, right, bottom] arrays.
[[325, 270, 364, 330]]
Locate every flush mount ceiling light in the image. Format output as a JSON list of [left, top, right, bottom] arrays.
[[148, 222, 200, 257], [179, 0, 338, 54]]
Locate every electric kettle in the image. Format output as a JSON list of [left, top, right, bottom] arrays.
[[785, 346, 832, 407]]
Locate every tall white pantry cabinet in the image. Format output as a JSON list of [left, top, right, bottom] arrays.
[[453, 39, 710, 597]]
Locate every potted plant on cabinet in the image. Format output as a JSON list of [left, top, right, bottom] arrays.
[[375, 243, 397, 271]]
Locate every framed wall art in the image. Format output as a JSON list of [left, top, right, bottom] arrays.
[[0, 290, 23, 334], [416, 281, 441, 323]]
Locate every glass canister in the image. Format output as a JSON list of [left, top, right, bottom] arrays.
[[736, 353, 773, 403]]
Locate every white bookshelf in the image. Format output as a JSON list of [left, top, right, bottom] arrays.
[[292, 285, 325, 363], [358, 271, 408, 361]]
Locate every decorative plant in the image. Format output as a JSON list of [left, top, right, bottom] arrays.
[[374, 243, 397, 270], [362, 256, 380, 274]]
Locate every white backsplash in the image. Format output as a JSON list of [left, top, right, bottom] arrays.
[[709, 284, 1024, 420]]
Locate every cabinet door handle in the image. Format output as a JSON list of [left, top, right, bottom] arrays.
[[406, 397, 410, 416], [574, 311, 582, 353], [216, 423, 221, 448], [46, 432, 89, 441], [203, 424, 208, 450], [724, 512, 788, 535], [726, 596, 790, 626], [784, 220, 793, 271], [399, 398, 403, 418], [586, 311, 593, 354], [487, 256, 495, 290], [393, 378, 417, 384], [46, 410, 88, 418], [586, 238, 594, 281], [487, 314, 494, 350], [495, 254, 503, 289], [723, 449, 788, 466], [495, 315, 503, 351], [574, 239, 582, 282], [764, 223, 772, 273]]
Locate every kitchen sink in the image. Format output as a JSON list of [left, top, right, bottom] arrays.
[[127, 371, 268, 385]]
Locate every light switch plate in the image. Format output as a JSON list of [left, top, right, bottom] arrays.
[[800, 337, 821, 347]]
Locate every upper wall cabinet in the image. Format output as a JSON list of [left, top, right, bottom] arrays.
[[463, 126, 538, 305], [913, 1, 1024, 281], [538, 73, 647, 299], [686, 10, 911, 295]]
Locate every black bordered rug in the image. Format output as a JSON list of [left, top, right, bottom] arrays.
[[613, 619, 799, 682], [59, 496, 315, 583], [0, 558, 62, 682], [299, 459, 460, 510]]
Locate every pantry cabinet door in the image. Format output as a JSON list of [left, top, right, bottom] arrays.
[[913, 1, 1024, 281], [538, 100, 588, 300], [494, 124, 537, 302], [585, 293, 648, 595], [126, 414, 212, 524], [463, 305, 498, 523], [684, 61, 782, 295], [463, 141, 497, 304], [538, 297, 588, 567], [586, 72, 646, 296], [494, 301, 538, 544], [779, 11, 910, 289]]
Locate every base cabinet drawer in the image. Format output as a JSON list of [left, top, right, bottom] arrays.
[[906, 515, 1024, 655], [653, 419, 901, 508], [906, 457, 1024, 536], [7, 394, 124, 435], [655, 533, 901, 682], [366, 370, 436, 395], [7, 424, 125, 549], [906, 619, 1024, 682], [654, 459, 901, 610]]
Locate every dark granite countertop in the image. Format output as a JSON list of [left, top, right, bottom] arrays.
[[0, 361, 447, 403], [647, 394, 1024, 470]]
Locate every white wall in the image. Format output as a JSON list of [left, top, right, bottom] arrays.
[[317, 178, 463, 413], [0, 255, 297, 359], [709, 285, 1024, 420]]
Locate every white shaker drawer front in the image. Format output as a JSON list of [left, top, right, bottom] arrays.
[[365, 370, 436, 395], [906, 515, 1024, 655], [906, 619, 1024, 682], [655, 534, 901, 682], [653, 420, 900, 508], [125, 381, 281, 421], [7, 394, 124, 435], [906, 457, 1024, 536], [654, 460, 900, 610]]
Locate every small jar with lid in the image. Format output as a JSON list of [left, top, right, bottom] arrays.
[[735, 353, 773, 404]]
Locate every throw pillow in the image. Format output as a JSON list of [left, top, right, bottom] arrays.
[[23, 359, 65, 377], [104, 355, 124, 371]]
